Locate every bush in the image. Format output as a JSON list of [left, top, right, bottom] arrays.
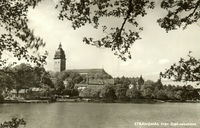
[[126, 88, 142, 99], [100, 85, 116, 100], [0, 94, 4, 101], [0, 118, 26, 128]]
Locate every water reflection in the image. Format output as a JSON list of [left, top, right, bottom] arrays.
[[0, 103, 200, 128]]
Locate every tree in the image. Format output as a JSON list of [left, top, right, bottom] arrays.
[[126, 85, 141, 99], [138, 75, 144, 90], [0, 0, 155, 66], [54, 79, 65, 95], [62, 88, 79, 97], [155, 89, 168, 100], [65, 72, 83, 89], [79, 87, 92, 97], [52, 71, 84, 89], [0, 0, 198, 65], [141, 87, 154, 99], [70, 89, 79, 97], [160, 53, 200, 82], [100, 85, 116, 100], [56, 0, 155, 61], [79, 87, 100, 98], [0, 0, 47, 67], [32, 66, 54, 88], [0, 69, 14, 91], [153, 79, 163, 90], [115, 84, 128, 100], [166, 90, 176, 100], [142, 80, 154, 90], [174, 90, 183, 100], [158, 0, 200, 32], [114, 76, 131, 86], [12, 63, 35, 96], [0, 69, 14, 100]]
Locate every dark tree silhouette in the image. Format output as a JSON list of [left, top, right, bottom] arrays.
[[0, 0, 155, 65], [0, 118, 26, 128], [0, 0, 46, 67], [0, 0, 199, 65], [56, 0, 154, 60], [158, 0, 200, 32], [160, 52, 200, 82]]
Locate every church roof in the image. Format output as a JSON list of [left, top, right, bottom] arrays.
[[66, 69, 105, 74], [54, 43, 66, 59], [66, 69, 113, 79]]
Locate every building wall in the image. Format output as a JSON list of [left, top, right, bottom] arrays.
[[54, 59, 66, 72]]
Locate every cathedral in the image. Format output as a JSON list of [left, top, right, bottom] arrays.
[[53, 43, 111, 77], [53, 43, 114, 89]]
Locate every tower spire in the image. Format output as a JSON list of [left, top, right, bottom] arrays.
[[59, 42, 62, 48]]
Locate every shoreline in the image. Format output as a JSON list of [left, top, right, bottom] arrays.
[[1, 98, 200, 104]]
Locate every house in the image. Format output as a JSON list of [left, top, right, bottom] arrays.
[[75, 78, 114, 91], [7, 87, 47, 100], [128, 84, 134, 89], [6, 89, 28, 100]]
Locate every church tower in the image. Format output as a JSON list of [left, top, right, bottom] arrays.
[[54, 43, 66, 72]]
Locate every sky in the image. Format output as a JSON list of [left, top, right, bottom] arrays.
[[3, 0, 200, 81]]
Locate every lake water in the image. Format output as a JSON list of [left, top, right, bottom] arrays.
[[0, 103, 200, 128]]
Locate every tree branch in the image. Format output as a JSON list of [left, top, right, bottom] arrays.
[[187, 0, 200, 18], [119, 0, 133, 35]]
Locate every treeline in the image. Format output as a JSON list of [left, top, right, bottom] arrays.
[[0, 63, 54, 100], [79, 76, 200, 101], [0, 63, 82, 100], [1, 64, 199, 102]]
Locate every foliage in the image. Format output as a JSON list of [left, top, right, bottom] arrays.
[[153, 79, 163, 90], [115, 76, 200, 101], [62, 88, 79, 97], [141, 87, 154, 99], [160, 53, 200, 82], [154, 89, 168, 100], [137, 75, 144, 90], [12, 63, 35, 93], [114, 76, 131, 86], [126, 85, 141, 99], [79, 87, 100, 98], [0, 0, 155, 64], [56, 0, 154, 61], [0, 63, 54, 97], [65, 72, 84, 89], [115, 84, 128, 100], [0, 0, 47, 67], [54, 79, 65, 95], [100, 84, 116, 100], [52, 71, 84, 89], [0, 69, 14, 91], [158, 0, 200, 32], [32, 66, 54, 88], [0, 118, 26, 128], [0, 94, 4, 101], [1, 0, 199, 64]]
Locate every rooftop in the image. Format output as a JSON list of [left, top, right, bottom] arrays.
[[54, 43, 66, 59]]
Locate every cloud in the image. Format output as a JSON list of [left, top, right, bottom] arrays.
[[158, 59, 170, 65]]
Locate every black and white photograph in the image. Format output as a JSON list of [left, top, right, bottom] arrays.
[[0, 0, 200, 128]]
